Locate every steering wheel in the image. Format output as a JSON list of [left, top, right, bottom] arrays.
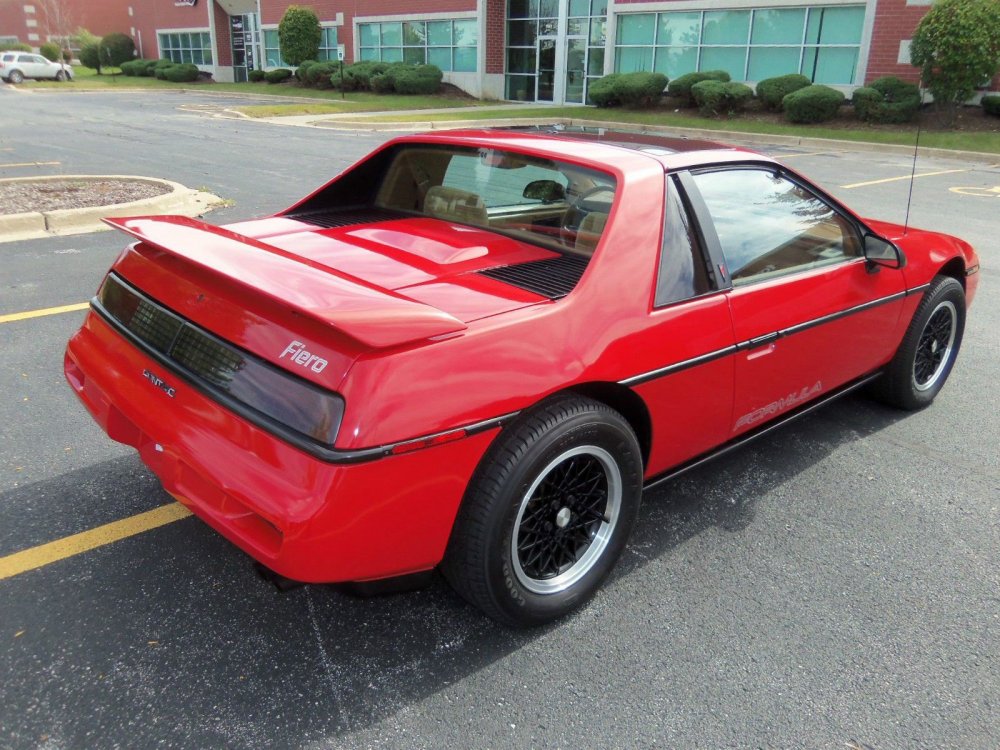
[[561, 185, 616, 235]]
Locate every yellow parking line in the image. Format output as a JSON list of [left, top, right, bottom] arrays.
[[842, 168, 970, 189], [0, 302, 89, 324], [0, 161, 61, 168], [0, 503, 192, 581]]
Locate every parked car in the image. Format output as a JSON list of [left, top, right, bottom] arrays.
[[65, 127, 979, 626], [0, 52, 73, 83]]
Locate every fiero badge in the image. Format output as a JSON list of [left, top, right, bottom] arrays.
[[143, 369, 176, 398], [280, 340, 328, 373]]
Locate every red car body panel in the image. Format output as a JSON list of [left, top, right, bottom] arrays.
[[65, 129, 980, 584]]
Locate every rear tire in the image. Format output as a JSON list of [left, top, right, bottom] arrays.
[[442, 395, 642, 627], [874, 275, 965, 410], [8, 70, 24, 85]]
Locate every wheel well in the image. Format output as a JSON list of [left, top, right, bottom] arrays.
[[938, 257, 966, 289], [564, 382, 652, 467]]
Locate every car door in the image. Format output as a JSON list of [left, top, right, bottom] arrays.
[[683, 165, 907, 437], [18, 54, 42, 78]]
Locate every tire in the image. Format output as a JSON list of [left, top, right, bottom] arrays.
[[8, 70, 24, 85], [875, 275, 965, 410], [55, 70, 66, 82], [442, 395, 643, 627]]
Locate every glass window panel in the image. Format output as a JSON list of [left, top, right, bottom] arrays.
[[428, 47, 452, 70], [428, 20, 452, 46], [539, 0, 558, 18], [403, 21, 425, 46], [507, 47, 536, 74], [589, 19, 606, 45], [359, 24, 378, 47], [360, 47, 378, 61], [587, 47, 604, 75], [657, 178, 710, 306], [570, 0, 589, 17], [204, 49, 213, 65], [751, 8, 805, 45], [380, 22, 402, 47], [508, 0, 537, 18], [181, 49, 192, 64], [192, 49, 203, 65], [506, 74, 534, 101], [699, 46, 747, 79], [454, 46, 476, 72], [615, 46, 653, 73], [592, 0, 607, 17], [381, 46, 403, 63], [702, 11, 750, 45], [654, 46, 697, 79], [539, 18, 558, 35], [507, 20, 537, 46], [807, 6, 864, 45], [802, 46, 858, 84], [657, 12, 701, 46], [403, 47, 425, 64], [747, 47, 801, 80], [568, 19, 586, 36], [617, 14, 655, 46], [454, 20, 476, 45]]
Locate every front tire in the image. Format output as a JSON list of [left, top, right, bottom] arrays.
[[55, 70, 67, 82], [875, 275, 965, 410], [442, 396, 643, 627]]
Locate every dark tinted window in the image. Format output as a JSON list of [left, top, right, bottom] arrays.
[[692, 168, 860, 286], [655, 176, 711, 306]]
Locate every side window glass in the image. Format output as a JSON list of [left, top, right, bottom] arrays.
[[655, 176, 712, 306], [692, 168, 860, 286]]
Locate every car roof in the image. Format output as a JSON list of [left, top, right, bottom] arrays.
[[405, 126, 778, 173]]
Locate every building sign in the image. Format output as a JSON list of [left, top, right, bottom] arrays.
[[174, 0, 197, 6]]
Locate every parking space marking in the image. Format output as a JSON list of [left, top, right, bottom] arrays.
[[950, 185, 1000, 198], [0, 161, 61, 168], [775, 151, 838, 159], [841, 168, 970, 189], [0, 503, 192, 581], [0, 302, 89, 324]]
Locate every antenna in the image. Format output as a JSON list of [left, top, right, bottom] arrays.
[[902, 103, 923, 235]]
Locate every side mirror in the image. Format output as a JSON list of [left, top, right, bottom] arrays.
[[863, 233, 906, 270], [522, 180, 566, 204]]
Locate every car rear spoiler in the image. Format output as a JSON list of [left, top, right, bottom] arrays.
[[103, 216, 467, 349]]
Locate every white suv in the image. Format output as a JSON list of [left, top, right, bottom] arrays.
[[0, 52, 73, 83]]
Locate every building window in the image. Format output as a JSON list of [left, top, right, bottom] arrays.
[[263, 27, 337, 68], [358, 19, 477, 71], [158, 31, 213, 65], [614, 5, 865, 84]]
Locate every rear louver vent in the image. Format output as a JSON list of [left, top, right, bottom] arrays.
[[286, 207, 407, 229], [478, 254, 589, 300]]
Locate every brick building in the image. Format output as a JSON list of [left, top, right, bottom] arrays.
[[1, 0, 994, 101]]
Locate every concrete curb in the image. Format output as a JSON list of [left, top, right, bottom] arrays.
[[314, 115, 997, 164], [0, 175, 224, 244]]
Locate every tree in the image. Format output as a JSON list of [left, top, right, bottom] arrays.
[[910, 0, 1000, 123], [79, 42, 102, 73], [99, 32, 136, 69], [278, 6, 321, 67], [36, 0, 77, 73]]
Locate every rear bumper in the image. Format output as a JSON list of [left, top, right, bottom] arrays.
[[65, 310, 496, 583]]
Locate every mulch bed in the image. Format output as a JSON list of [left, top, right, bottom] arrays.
[[0, 178, 170, 215]]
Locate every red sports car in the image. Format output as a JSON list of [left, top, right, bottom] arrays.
[[65, 128, 979, 626]]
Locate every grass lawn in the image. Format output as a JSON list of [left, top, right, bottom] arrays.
[[358, 105, 1000, 155]]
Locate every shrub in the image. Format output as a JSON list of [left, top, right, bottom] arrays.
[[667, 70, 731, 106], [119, 59, 144, 76], [307, 62, 338, 88], [756, 73, 811, 110], [0, 41, 32, 52], [393, 64, 442, 95], [163, 63, 199, 83], [154, 64, 173, 80], [295, 59, 316, 82], [910, 0, 1000, 124], [79, 42, 102, 72], [264, 67, 292, 83], [615, 72, 668, 108], [40, 42, 61, 62], [983, 94, 1000, 116], [278, 5, 321, 67], [852, 76, 921, 123], [370, 72, 394, 93], [343, 61, 389, 90], [99, 32, 135, 68], [691, 80, 753, 116], [248, 69, 266, 82], [588, 73, 621, 107], [782, 84, 845, 123]]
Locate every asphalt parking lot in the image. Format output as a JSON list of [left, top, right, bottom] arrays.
[[1, 87, 998, 749]]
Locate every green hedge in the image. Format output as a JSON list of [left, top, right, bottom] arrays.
[[295, 60, 316, 82], [783, 84, 845, 123], [589, 72, 668, 108], [667, 70, 730, 105], [852, 76, 921, 123], [0, 41, 32, 52], [983, 94, 1000, 117], [40, 42, 61, 62], [393, 64, 442, 94], [248, 69, 266, 82], [120, 59, 144, 76], [264, 68, 293, 83], [755, 73, 811, 110], [162, 63, 199, 83], [691, 80, 753, 116]]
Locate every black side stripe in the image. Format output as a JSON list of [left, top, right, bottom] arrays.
[[620, 285, 927, 388]]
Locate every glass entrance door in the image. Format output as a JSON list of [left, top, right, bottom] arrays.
[[536, 37, 557, 102], [564, 36, 587, 104]]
